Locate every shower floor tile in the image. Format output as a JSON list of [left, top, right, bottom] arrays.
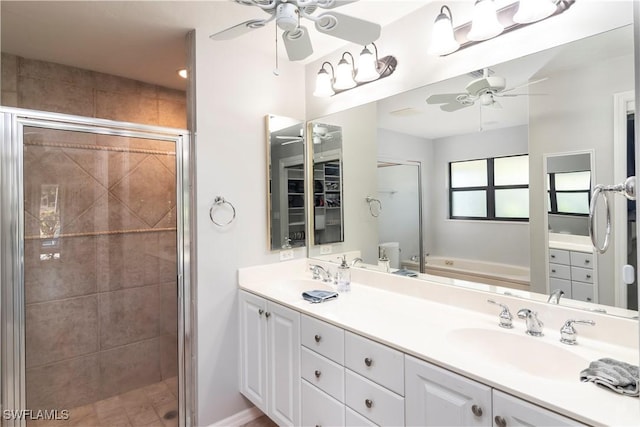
[[27, 377, 178, 427]]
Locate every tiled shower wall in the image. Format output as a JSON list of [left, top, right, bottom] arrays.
[[1, 54, 185, 410]]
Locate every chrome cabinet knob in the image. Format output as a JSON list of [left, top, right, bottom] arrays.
[[471, 404, 483, 417], [495, 415, 507, 427], [258, 309, 264, 316], [364, 357, 373, 367], [314, 334, 322, 343], [365, 399, 373, 408], [314, 370, 321, 378], [264, 312, 271, 319]]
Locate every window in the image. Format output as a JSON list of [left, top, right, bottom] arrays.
[[547, 170, 591, 216], [449, 154, 529, 221]]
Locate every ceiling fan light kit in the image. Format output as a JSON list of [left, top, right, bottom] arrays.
[[429, 0, 576, 56], [313, 43, 398, 97]]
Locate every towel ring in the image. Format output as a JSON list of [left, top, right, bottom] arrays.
[[365, 196, 382, 218], [209, 196, 237, 227], [588, 177, 635, 254]]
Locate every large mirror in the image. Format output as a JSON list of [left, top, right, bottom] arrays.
[[267, 115, 306, 250], [308, 25, 636, 317]]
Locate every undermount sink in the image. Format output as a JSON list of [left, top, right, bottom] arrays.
[[446, 328, 589, 381], [269, 278, 335, 294]]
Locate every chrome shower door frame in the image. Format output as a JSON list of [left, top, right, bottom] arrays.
[[0, 107, 194, 427]]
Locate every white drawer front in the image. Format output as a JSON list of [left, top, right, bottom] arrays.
[[301, 314, 344, 364], [571, 266, 594, 284], [549, 278, 572, 298], [345, 407, 376, 427], [570, 251, 594, 268], [345, 369, 404, 427], [548, 263, 571, 280], [572, 282, 595, 303], [344, 331, 404, 395], [301, 346, 345, 402], [549, 249, 570, 265], [301, 380, 345, 427]]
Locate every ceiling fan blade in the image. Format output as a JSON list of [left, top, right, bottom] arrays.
[[210, 19, 269, 40], [441, 102, 473, 112], [276, 136, 302, 140], [501, 77, 549, 94], [496, 93, 547, 97], [426, 93, 463, 105], [283, 26, 313, 61], [315, 11, 381, 45], [317, 0, 360, 9]]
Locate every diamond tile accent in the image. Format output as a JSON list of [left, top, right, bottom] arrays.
[[63, 147, 147, 189]]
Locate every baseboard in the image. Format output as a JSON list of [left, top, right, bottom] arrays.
[[210, 406, 263, 427]]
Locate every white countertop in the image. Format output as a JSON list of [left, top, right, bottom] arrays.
[[238, 259, 640, 427]]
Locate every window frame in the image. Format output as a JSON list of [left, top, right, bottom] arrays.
[[449, 154, 529, 222], [547, 171, 591, 217]]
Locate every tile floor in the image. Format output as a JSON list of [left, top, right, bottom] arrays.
[[28, 377, 178, 427], [239, 415, 277, 427]]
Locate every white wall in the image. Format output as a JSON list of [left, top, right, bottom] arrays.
[[192, 29, 306, 425], [432, 126, 530, 267]]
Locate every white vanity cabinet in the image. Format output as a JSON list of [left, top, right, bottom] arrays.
[[492, 390, 586, 426], [548, 248, 596, 303], [405, 355, 492, 426], [238, 291, 300, 426]]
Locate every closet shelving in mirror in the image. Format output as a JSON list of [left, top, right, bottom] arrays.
[[314, 161, 343, 244], [286, 164, 306, 247]]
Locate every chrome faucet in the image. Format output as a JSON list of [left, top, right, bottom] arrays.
[[487, 299, 513, 329], [560, 319, 595, 345], [309, 264, 332, 282], [547, 289, 564, 304], [517, 308, 544, 337], [350, 257, 363, 267]]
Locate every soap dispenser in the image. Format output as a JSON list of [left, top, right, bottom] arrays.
[[378, 248, 390, 273], [336, 255, 351, 293]]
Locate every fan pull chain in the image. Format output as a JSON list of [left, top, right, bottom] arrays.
[[273, 23, 280, 76]]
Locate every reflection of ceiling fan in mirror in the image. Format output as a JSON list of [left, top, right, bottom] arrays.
[[209, 0, 381, 61], [426, 68, 546, 112]]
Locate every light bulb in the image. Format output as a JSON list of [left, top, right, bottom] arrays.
[[313, 68, 335, 97], [355, 47, 379, 82], [334, 58, 356, 90], [513, 0, 557, 24], [467, 0, 503, 41], [428, 7, 460, 56]]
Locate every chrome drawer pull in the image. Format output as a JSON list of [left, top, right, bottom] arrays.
[[585, 259, 590, 264], [314, 370, 321, 378], [495, 415, 507, 427], [471, 404, 483, 417], [551, 269, 556, 273], [586, 274, 592, 279], [364, 357, 373, 367], [258, 309, 264, 316], [314, 334, 322, 343], [265, 312, 271, 319], [365, 399, 373, 408]]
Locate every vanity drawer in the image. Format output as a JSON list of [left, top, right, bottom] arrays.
[[345, 407, 377, 427], [549, 249, 570, 265], [549, 278, 572, 298], [570, 251, 594, 268], [572, 282, 594, 303], [571, 266, 594, 284], [548, 263, 571, 280], [301, 314, 344, 364], [345, 331, 404, 395], [301, 346, 344, 402], [301, 379, 345, 427], [345, 369, 405, 427]]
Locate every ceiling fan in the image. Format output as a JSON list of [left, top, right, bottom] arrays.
[[210, 0, 381, 61], [426, 69, 546, 112]]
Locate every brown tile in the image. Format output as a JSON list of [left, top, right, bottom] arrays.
[[153, 399, 179, 427], [155, 231, 177, 283], [2, 53, 19, 91], [155, 154, 176, 177], [156, 87, 185, 103], [142, 382, 174, 408], [95, 135, 176, 154], [95, 90, 158, 125], [18, 76, 94, 116], [24, 236, 98, 304], [160, 282, 177, 336], [99, 339, 161, 399], [157, 99, 186, 129], [1, 91, 18, 107], [24, 127, 98, 149], [18, 57, 95, 89], [110, 156, 176, 227], [163, 378, 178, 400], [241, 415, 278, 427], [93, 72, 158, 98], [26, 354, 100, 410], [119, 389, 160, 427], [64, 193, 148, 236], [66, 404, 99, 427], [25, 211, 42, 238], [26, 295, 98, 368], [153, 207, 177, 230], [98, 286, 160, 350], [159, 334, 177, 381]]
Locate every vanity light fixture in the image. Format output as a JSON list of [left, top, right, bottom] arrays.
[[429, 0, 575, 56], [313, 43, 397, 98]]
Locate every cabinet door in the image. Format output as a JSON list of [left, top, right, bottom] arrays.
[[266, 301, 301, 426], [238, 291, 268, 413], [492, 390, 585, 426], [405, 355, 492, 427]]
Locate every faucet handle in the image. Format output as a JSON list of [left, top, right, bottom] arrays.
[[487, 299, 513, 329], [560, 319, 595, 345]]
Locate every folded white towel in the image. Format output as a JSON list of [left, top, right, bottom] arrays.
[[580, 358, 639, 397]]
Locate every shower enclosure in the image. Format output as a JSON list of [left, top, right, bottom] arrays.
[[0, 108, 192, 427]]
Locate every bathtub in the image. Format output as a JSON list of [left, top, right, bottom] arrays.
[[401, 256, 530, 290]]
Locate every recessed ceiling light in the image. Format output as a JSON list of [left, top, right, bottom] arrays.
[[177, 68, 188, 79]]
